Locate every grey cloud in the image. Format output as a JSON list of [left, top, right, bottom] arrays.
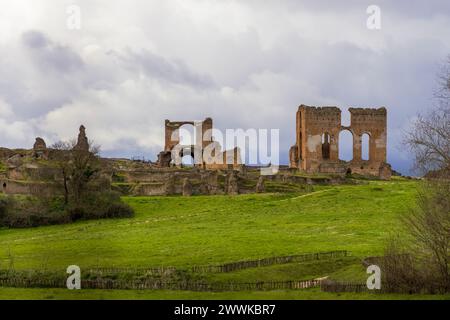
[[22, 30, 84, 73], [252, 0, 450, 18], [115, 49, 216, 88], [0, 31, 86, 120], [22, 30, 48, 48]]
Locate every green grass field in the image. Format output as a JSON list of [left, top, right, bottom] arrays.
[[0, 178, 448, 299]]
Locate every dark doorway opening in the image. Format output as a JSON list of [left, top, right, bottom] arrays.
[[322, 133, 330, 160]]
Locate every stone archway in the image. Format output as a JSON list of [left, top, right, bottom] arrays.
[[339, 129, 353, 161], [178, 124, 197, 146], [170, 144, 203, 168], [179, 145, 195, 167], [361, 132, 370, 161], [158, 117, 241, 170]]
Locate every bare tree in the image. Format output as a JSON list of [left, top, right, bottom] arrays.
[[404, 56, 450, 175], [51, 140, 73, 205], [51, 140, 100, 206], [436, 55, 450, 103], [382, 236, 423, 293], [402, 179, 450, 292], [395, 56, 450, 293]]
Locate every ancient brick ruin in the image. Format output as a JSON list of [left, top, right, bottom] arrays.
[[0, 106, 394, 198], [33, 137, 48, 159], [74, 125, 90, 152], [157, 117, 241, 170], [289, 105, 391, 179]]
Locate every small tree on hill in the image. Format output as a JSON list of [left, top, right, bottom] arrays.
[[51, 140, 100, 206]]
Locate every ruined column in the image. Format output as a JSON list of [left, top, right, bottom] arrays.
[[33, 137, 48, 159], [226, 171, 239, 195], [201, 117, 213, 149], [75, 125, 89, 152], [182, 178, 192, 196], [255, 176, 265, 193], [353, 133, 362, 162], [329, 132, 339, 161], [370, 132, 379, 162]]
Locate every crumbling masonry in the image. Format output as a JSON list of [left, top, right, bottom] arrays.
[[157, 117, 241, 170], [289, 105, 391, 179]]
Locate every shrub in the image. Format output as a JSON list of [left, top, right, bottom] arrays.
[[0, 197, 71, 228], [104, 202, 134, 218], [73, 190, 135, 220], [4, 211, 70, 228], [0, 191, 134, 228], [67, 206, 85, 221], [0, 197, 15, 223]]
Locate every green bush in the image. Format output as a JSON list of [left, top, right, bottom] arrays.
[[0, 197, 70, 228], [67, 206, 84, 221], [0, 191, 134, 228], [73, 191, 135, 220], [0, 197, 14, 222], [77, 191, 134, 219], [104, 202, 134, 218], [4, 210, 71, 228]]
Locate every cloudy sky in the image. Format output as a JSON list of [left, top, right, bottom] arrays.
[[0, 0, 449, 174]]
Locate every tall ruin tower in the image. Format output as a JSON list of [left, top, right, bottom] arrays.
[[289, 105, 391, 179]]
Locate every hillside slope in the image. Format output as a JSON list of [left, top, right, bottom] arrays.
[[0, 179, 415, 270]]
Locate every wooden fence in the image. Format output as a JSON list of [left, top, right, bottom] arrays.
[[0, 250, 349, 291], [321, 280, 370, 293], [0, 278, 322, 292], [64, 250, 349, 276], [84, 267, 177, 276], [0, 278, 65, 289], [191, 250, 349, 273]]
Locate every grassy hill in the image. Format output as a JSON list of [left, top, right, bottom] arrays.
[[1, 178, 448, 299]]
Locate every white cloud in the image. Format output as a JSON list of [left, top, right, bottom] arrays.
[[0, 98, 13, 118]]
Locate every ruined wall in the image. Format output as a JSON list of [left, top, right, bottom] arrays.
[[0, 180, 60, 196], [164, 118, 213, 152], [289, 105, 391, 179], [289, 106, 341, 172], [112, 168, 222, 196], [159, 117, 241, 170], [348, 107, 387, 163]]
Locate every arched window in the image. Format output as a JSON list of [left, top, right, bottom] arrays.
[[175, 146, 194, 167], [178, 124, 196, 146], [322, 133, 330, 160], [181, 154, 194, 166], [361, 133, 370, 161], [339, 129, 353, 161], [178, 124, 196, 166]]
